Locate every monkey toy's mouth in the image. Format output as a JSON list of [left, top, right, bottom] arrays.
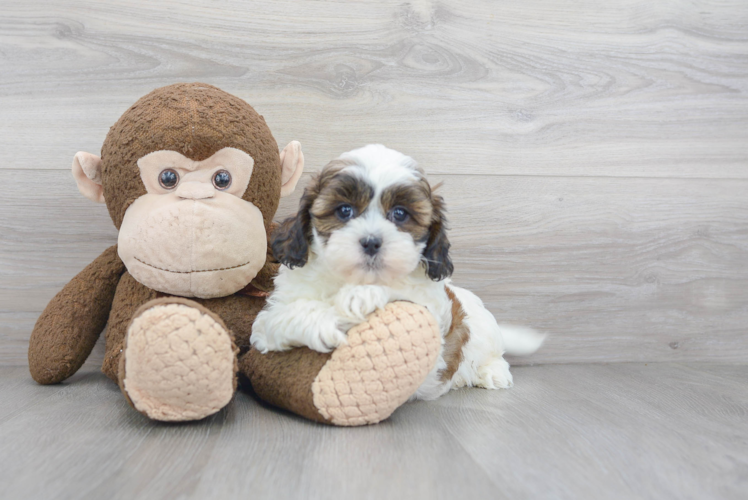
[[132, 256, 252, 275], [118, 195, 268, 299], [125, 253, 260, 299]]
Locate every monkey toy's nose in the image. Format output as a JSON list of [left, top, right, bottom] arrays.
[[360, 236, 383, 256], [175, 181, 215, 200]]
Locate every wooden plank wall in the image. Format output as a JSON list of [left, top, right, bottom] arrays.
[[1, 0, 747, 366]]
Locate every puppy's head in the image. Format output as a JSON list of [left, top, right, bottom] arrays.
[[272, 144, 453, 285]]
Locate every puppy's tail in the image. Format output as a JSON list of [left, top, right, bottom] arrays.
[[499, 325, 546, 356]]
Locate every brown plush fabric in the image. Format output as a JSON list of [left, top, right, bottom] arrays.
[[240, 347, 334, 424], [29, 245, 126, 384], [197, 292, 266, 354], [100, 82, 281, 231]]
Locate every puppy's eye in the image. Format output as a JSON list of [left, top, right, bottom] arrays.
[[159, 169, 179, 189], [213, 170, 232, 190], [389, 206, 409, 223], [335, 204, 354, 221]]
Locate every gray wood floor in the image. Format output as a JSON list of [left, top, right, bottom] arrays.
[[2, 362, 746, 500]]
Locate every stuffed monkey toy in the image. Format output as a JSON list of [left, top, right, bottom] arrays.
[[28, 83, 441, 425]]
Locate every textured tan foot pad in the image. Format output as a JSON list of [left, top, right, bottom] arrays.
[[122, 300, 236, 421], [312, 302, 441, 426]]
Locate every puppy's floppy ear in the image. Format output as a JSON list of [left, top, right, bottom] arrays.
[[423, 193, 454, 281], [271, 189, 315, 268]]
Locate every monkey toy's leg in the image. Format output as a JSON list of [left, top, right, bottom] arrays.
[[100, 273, 238, 421], [239, 302, 442, 426], [116, 295, 238, 422]]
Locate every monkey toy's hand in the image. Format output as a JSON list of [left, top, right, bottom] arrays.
[[28, 245, 125, 384]]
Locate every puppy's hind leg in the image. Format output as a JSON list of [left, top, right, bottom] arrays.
[[450, 332, 515, 391], [447, 285, 518, 391], [475, 356, 514, 389]]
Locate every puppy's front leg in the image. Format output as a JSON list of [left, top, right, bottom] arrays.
[[334, 284, 391, 327], [251, 299, 347, 353]]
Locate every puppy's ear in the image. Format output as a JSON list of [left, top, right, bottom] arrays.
[[423, 193, 454, 281], [271, 190, 314, 268]]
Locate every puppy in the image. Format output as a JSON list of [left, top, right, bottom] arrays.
[[251, 144, 545, 400]]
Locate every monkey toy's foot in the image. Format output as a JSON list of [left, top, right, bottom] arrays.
[[119, 298, 237, 421], [242, 302, 441, 426]]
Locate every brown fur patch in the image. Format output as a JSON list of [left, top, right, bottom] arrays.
[[438, 287, 470, 383], [309, 163, 374, 240], [380, 181, 433, 242]]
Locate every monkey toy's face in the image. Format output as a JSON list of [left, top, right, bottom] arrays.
[[71, 83, 304, 299], [117, 147, 266, 298]]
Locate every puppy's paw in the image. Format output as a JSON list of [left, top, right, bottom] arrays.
[[334, 285, 390, 323], [250, 332, 269, 353], [475, 356, 514, 389], [249, 318, 273, 354], [307, 324, 348, 353]]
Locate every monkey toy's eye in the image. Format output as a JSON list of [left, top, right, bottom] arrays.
[[335, 204, 354, 221], [389, 206, 409, 223], [158, 169, 179, 189], [213, 170, 232, 190]]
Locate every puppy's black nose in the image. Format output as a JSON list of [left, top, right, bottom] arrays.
[[360, 236, 382, 256]]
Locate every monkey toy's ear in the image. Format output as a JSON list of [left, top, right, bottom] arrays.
[[279, 141, 305, 198], [72, 151, 105, 204]]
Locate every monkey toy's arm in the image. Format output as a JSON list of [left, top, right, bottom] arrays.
[[28, 245, 126, 384]]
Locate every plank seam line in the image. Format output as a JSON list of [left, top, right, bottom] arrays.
[[11, 168, 748, 182]]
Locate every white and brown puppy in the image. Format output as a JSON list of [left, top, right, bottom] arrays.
[[250, 144, 545, 400]]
